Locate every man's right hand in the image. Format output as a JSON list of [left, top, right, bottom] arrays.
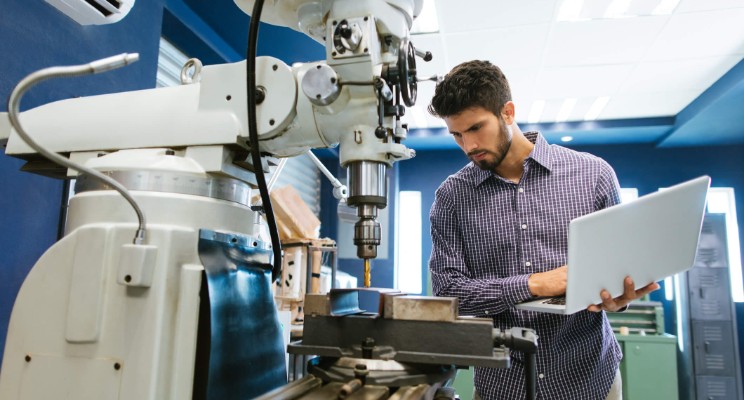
[[528, 265, 567, 297]]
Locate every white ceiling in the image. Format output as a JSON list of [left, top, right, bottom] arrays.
[[407, 0, 744, 129]]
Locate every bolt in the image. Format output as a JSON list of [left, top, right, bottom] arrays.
[[24, 355, 31, 362], [114, 362, 121, 370]]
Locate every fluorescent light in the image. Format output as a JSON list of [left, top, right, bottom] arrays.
[[556, 98, 577, 122], [527, 100, 545, 124], [557, 0, 584, 22], [707, 188, 744, 302], [664, 276, 674, 301], [584, 96, 610, 121], [411, 0, 439, 34], [674, 275, 684, 351], [397, 191, 423, 294], [561, 136, 573, 142], [604, 0, 632, 19], [652, 0, 680, 15]]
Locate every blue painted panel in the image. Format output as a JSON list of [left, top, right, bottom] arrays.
[[164, 0, 323, 65], [661, 81, 744, 147], [661, 58, 744, 147], [162, 2, 243, 64]]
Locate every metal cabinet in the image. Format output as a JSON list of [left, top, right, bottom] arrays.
[[678, 213, 743, 400], [617, 334, 679, 400]]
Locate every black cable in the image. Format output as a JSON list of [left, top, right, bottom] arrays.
[[246, 0, 282, 282]]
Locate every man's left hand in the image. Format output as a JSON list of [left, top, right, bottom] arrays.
[[587, 276, 660, 312]]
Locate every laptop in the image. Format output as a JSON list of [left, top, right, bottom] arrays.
[[515, 175, 711, 315]]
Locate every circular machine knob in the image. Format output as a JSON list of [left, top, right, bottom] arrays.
[[302, 64, 341, 106]]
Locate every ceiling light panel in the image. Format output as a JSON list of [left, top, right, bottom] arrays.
[[535, 64, 633, 99], [620, 56, 743, 94], [437, 0, 555, 33], [645, 8, 744, 61], [675, 0, 744, 13], [443, 24, 550, 69], [545, 17, 668, 66]]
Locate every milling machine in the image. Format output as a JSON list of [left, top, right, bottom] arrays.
[[0, 1, 537, 399]]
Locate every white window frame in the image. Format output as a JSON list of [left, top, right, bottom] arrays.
[[395, 191, 423, 294]]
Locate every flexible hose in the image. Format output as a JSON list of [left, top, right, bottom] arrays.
[[246, 0, 283, 282], [7, 54, 147, 244]]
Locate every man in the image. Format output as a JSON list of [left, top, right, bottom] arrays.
[[427, 60, 659, 400]]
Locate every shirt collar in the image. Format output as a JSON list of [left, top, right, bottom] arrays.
[[469, 131, 553, 186], [525, 131, 553, 172]]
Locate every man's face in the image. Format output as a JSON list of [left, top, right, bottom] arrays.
[[443, 106, 512, 171]]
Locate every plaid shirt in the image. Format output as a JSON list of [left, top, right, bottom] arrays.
[[429, 132, 622, 400]]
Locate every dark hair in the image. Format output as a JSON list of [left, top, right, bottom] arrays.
[[428, 60, 512, 118]]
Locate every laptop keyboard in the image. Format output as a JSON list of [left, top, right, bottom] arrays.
[[543, 297, 566, 305]]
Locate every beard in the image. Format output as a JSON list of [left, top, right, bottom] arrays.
[[469, 119, 512, 171]]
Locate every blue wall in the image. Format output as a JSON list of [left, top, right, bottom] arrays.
[[0, 0, 164, 367], [398, 141, 744, 385]]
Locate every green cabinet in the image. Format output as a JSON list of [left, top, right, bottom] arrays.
[[617, 334, 679, 400]]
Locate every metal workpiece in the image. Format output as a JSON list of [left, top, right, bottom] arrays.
[[302, 64, 342, 106], [75, 170, 255, 207], [305, 288, 401, 317], [304, 291, 367, 317], [382, 295, 459, 322]]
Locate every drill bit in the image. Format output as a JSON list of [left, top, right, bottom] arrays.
[[363, 258, 371, 288]]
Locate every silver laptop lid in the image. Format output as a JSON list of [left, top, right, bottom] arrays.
[[564, 175, 711, 313]]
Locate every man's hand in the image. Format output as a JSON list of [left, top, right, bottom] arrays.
[[587, 276, 660, 312], [528, 265, 567, 297]]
